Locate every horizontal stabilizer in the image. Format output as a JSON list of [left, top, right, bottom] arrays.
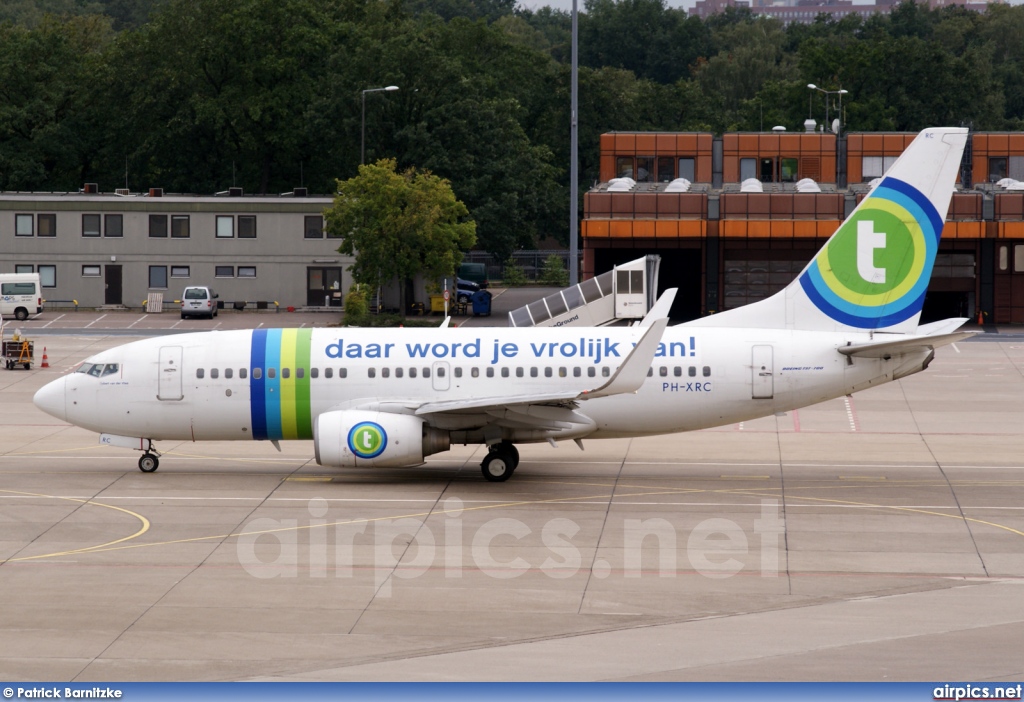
[[838, 330, 976, 358]]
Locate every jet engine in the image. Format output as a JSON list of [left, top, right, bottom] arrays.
[[313, 410, 450, 468]]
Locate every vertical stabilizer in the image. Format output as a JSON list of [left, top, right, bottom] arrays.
[[689, 127, 968, 333]]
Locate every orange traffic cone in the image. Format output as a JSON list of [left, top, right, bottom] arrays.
[[41, 347, 49, 368]]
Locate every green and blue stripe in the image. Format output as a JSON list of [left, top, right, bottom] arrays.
[[249, 328, 314, 440]]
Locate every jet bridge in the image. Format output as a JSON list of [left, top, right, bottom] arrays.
[[508, 255, 661, 328]]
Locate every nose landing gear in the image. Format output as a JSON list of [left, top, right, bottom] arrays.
[[481, 442, 519, 482], [138, 453, 160, 472]]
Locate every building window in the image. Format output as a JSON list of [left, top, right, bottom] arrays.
[[150, 215, 168, 238], [38, 214, 56, 237], [104, 214, 123, 238], [990, 157, 1008, 182], [678, 157, 695, 182], [863, 155, 898, 180], [149, 265, 168, 289], [999, 245, 1008, 272], [238, 215, 256, 238], [38, 265, 56, 288], [171, 215, 190, 238], [238, 266, 256, 278], [636, 156, 654, 182], [81, 214, 101, 238], [16, 214, 33, 236], [83, 265, 101, 277], [615, 157, 633, 179], [1014, 245, 1024, 273], [216, 215, 234, 238], [171, 266, 190, 278], [780, 158, 798, 182], [657, 157, 674, 183], [15, 264, 34, 274], [305, 215, 324, 238], [740, 158, 756, 181], [215, 265, 234, 278]]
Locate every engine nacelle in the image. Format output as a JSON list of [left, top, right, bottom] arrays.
[[314, 410, 450, 468]]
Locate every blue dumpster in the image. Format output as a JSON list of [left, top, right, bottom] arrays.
[[472, 290, 492, 316]]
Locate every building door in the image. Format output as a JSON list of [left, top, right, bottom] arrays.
[[307, 267, 342, 307], [158, 346, 183, 401], [105, 265, 122, 305], [752, 345, 774, 399]]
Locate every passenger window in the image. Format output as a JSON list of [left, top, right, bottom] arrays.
[[282, 368, 290, 379], [530, 368, 538, 378], [588, 367, 596, 378], [211, 368, 219, 379], [602, 367, 610, 377], [689, 366, 696, 377], [423, 367, 430, 378], [310, 368, 317, 379], [674, 367, 682, 377], [197, 368, 205, 379], [454, 368, 462, 378], [395, 367, 403, 378], [340, 368, 347, 378], [471, 367, 479, 378], [558, 367, 567, 377], [382, 368, 390, 378], [368, 368, 375, 378], [225, 368, 233, 379], [297, 368, 305, 379], [324, 368, 333, 379], [252, 368, 261, 380], [268, 368, 276, 379], [501, 367, 509, 378], [703, 366, 711, 377], [659, 367, 667, 377], [240, 368, 247, 379], [516, 368, 524, 378], [409, 367, 417, 378], [573, 367, 581, 377], [647, 368, 653, 377], [486, 367, 494, 378], [436, 367, 444, 378], [544, 367, 552, 378]]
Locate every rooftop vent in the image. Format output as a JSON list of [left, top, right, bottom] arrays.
[[740, 178, 764, 193], [664, 178, 691, 193], [293, 187, 307, 197], [228, 187, 243, 197], [115, 188, 131, 196], [148, 187, 163, 197], [607, 177, 637, 192], [83, 183, 98, 194], [796, 178, 821, 193]]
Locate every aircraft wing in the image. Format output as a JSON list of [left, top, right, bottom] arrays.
[[838, 330, 977, 359], [414, 318, 669, 416]]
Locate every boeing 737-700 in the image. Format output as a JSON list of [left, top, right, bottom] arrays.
[[33, 127, 974, 482]]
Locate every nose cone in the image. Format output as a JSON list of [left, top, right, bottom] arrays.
[[34, 377, 67, 421]]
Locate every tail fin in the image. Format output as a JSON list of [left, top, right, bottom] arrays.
[[691, 127, 968, 333]]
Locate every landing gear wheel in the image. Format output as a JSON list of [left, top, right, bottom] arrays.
[[481, 444, 519, 482], [138, 453, 159, 472]]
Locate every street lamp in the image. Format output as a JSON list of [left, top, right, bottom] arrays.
[[807, 83, 849, 135], [361, 85, 399, 165]]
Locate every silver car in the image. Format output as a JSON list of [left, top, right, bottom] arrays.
[[180, 286, 219, 319]]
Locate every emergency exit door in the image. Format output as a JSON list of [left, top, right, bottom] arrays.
[[752, 345, 774, 399]]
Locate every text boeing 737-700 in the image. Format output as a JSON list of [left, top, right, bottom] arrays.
[[34, 128, 975, 482]]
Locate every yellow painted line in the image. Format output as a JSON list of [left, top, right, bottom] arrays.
[[0, 489, 150, 563]]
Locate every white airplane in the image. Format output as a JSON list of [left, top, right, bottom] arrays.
[[34, 128, 974, 482]]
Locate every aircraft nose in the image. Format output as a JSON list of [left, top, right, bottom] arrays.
[[34, 377, 67, 421]]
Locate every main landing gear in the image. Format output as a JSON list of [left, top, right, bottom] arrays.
[[481, 442, 519, 482]]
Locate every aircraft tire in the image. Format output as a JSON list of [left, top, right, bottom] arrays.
[[481, 451, 515, 482], [497, 441, 520, 466], [139, 453, 159, 473]]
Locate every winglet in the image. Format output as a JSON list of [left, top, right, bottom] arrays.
[[579, 317, 668, 400], [638, 288, 677, 327]]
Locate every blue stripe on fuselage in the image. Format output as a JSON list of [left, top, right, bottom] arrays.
[[264, 328, 283, 440], [250, 329, 268, 440]]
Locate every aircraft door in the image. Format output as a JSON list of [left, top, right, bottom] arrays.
[[432, 361, 450, 391], [158, 346, 184, 401], [752, 345, 774, 399]]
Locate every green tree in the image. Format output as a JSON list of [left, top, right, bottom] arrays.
[[325, 159, 477, 313]]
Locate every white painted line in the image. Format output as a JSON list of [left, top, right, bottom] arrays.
[[83, 314, 106, 328], [40, 314, 65, 328], [127, 315, 148, 328], [952, 343, 961, 353]]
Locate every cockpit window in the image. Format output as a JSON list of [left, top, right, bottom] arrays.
[[76, 363, 119, 377]]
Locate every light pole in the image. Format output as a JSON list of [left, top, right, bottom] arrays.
[[361, 85, 399, 165], [807, 84, 849, 135]]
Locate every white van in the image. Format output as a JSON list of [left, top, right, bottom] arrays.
[[0, 273, 44, 320]]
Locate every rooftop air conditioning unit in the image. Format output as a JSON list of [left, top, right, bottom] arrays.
[[83, 183, 98, 194], [293, 187, 308, 197], [229, 187, 243, 197], [149, 188, 164, 197]]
